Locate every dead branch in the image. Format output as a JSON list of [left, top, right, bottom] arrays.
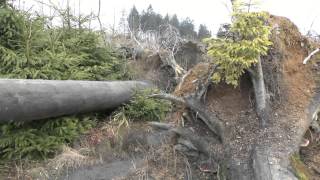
[[184, 97, 225, 142], [149, 93, 186, 105], [148, 121, 175, 130], [96, 0, 107, 46], [128, 28, 143, 49], [158, 24, 186, 76], [303, 48, 320, 64], [171, 127, 210, 156], [178, 69, 192, 91], [159, 52, 186, 76]]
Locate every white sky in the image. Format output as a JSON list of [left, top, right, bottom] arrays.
[[15, 0, 320, 35]]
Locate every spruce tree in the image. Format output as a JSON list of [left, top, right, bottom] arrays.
[[128, 5, 140, 33], [198, 24, 211, 40]]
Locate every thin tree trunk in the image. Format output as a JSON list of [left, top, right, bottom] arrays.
[[250, 57, 270, 127]]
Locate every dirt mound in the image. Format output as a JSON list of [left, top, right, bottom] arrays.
[[268, 15, 315, 108], [262, 15, 319, 179]]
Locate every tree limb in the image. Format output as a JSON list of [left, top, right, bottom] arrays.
[[148, 121, 175, 130], [303, 48, 320, 64], [149, 93, 186, 105]]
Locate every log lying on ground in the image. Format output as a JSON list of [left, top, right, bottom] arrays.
[[0, 79, 151, 123]]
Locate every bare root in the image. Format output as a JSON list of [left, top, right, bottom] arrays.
[[150, 93, 225, 142]]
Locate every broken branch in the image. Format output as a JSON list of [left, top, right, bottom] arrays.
[[303, 48, 320, 64]]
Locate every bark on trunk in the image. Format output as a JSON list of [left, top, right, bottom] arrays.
[[0, 79, 151, 123], [250, 57, 270, 127], [252, 147, 298, 180], [235, 92, 320, 180]]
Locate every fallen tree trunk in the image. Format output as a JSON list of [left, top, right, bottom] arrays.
[[0, 79, 151, 123]]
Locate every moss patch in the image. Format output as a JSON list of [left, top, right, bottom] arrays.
[[290, 154, 312, 180]]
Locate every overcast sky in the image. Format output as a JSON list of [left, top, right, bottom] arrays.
[[16, 0, 320, 35]]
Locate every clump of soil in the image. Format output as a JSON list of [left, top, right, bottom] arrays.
[[268, 15, 315, 108], [174, 63, 212, 97]]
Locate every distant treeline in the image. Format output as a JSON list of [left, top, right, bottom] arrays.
[[127, 5, 211, 40]]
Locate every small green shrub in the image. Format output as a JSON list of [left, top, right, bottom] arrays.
[[124, 89, 171, 121], [0, 116, 96, 160], [112, 89, 171, 127], [205, 0, 272, 86]]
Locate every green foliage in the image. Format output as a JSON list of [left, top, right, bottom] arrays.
[[0, 5, 129, 161], [0, 0, 6, 7], [113, 89, 171, 125], [0, 7, 24, 49], [205, 0, 272, 86], [0, 116, 96, 160]]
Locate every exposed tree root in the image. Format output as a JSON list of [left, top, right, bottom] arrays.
[[148, 122, 211, 157], [150, 93, 225, 142]]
